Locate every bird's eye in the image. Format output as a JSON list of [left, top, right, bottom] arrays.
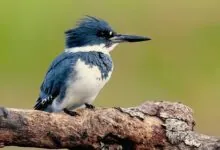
[[109, 31, 113, 36], [97, 30, 114, 38]]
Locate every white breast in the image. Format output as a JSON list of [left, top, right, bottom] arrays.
[[58, 59, 112, 110]]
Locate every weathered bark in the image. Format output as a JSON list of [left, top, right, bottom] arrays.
[[0, 101, 219, 149]]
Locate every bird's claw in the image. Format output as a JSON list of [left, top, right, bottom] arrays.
[[63, 108, 79, 116], [85, 103, 95, 109]]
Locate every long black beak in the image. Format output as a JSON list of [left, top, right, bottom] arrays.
[[110, 34, 151, 43]]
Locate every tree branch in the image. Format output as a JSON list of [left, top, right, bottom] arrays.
[[0, 101, 219, 149]]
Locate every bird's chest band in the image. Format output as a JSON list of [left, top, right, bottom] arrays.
[[75, 51, 113, 80]]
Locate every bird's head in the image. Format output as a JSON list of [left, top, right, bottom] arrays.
[[65, 16, 151, 53]]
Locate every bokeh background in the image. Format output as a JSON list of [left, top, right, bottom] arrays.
[[1, 0, 220, 149]]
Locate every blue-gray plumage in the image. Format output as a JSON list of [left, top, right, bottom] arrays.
[[34, 51, 112, 111], [34, 16, 151, 113]]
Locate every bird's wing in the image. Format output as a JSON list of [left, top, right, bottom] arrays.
[[34, 52, 78, 111]]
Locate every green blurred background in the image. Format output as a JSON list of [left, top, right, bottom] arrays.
[[1, 0, 220, 149]]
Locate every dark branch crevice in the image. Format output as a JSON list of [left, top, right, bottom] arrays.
[[47, 131, 62, 147], [101, 133, 135, 150]]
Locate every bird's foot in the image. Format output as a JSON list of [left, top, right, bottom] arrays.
[[63, 108, 79, 116], [85, 103, 95, 109]]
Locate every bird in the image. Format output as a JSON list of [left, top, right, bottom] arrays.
[[34, 16, 151, 114]]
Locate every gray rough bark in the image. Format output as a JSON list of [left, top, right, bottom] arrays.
[[0, 101, 219, 150]]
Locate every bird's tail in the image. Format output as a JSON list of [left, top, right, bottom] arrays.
[[34, 97, 45, 110], [34, 96, 54, 112]]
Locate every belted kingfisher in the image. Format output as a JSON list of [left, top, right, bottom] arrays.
[[34, 16, 151, 113]]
